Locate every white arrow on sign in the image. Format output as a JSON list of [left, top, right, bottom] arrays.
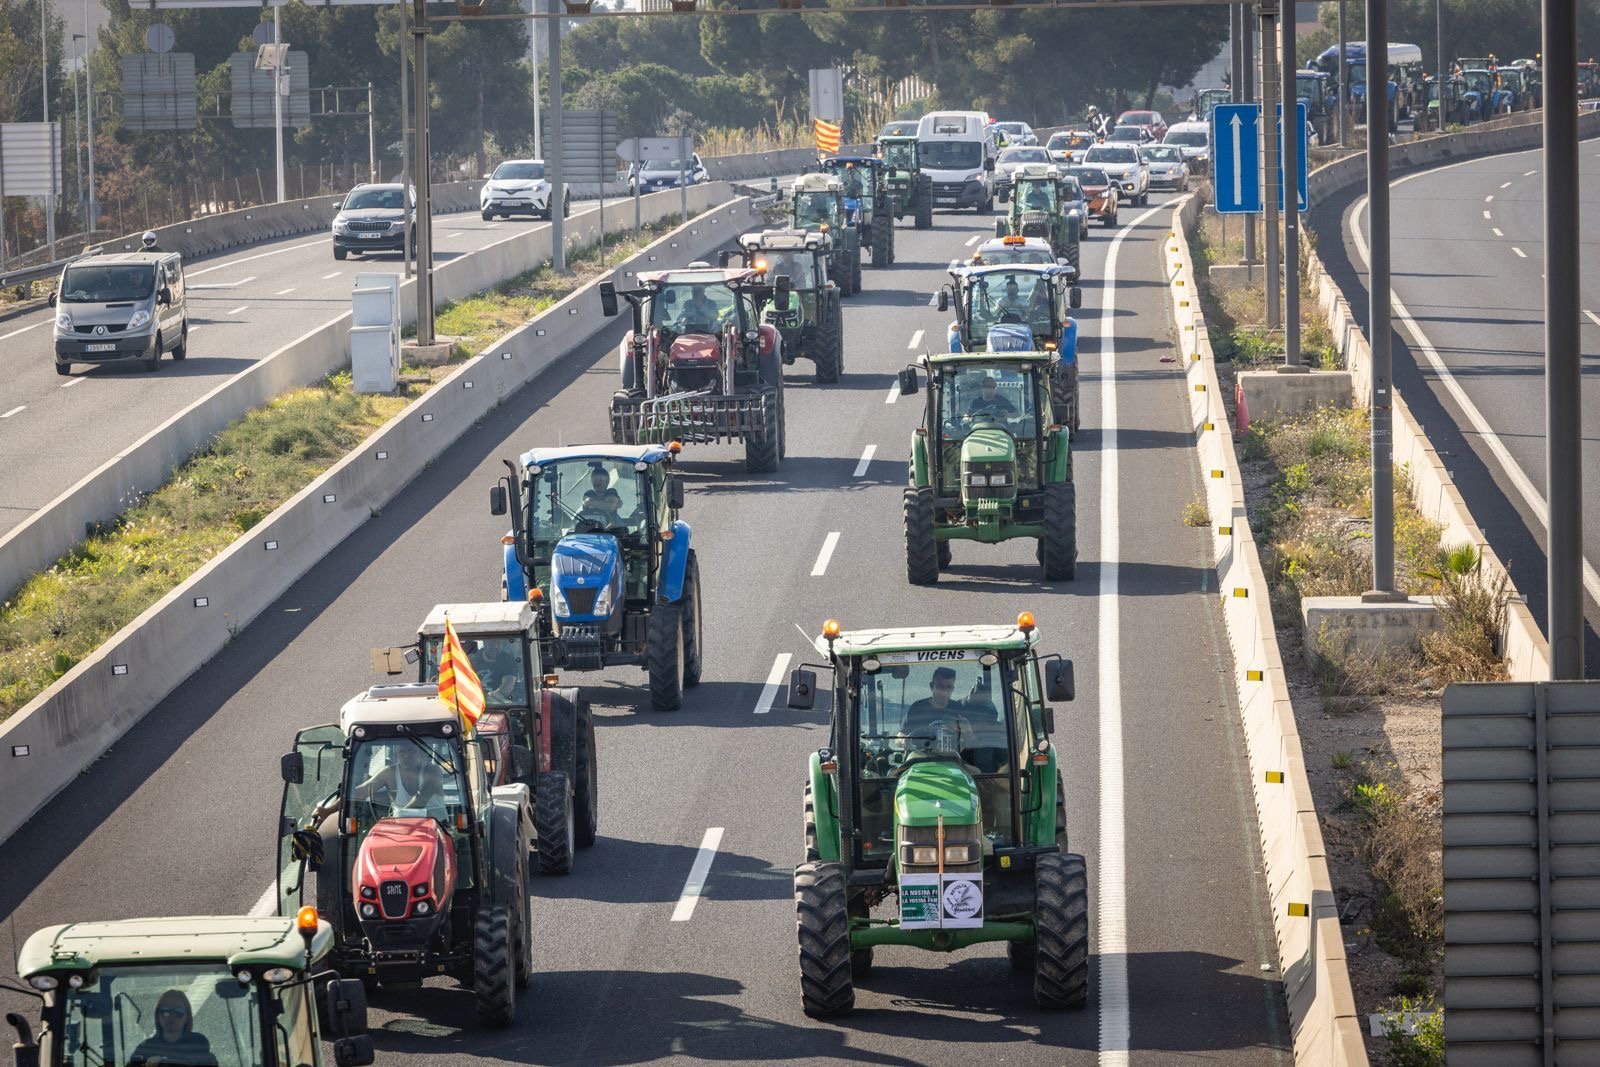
[[1230, 112, 1243, 207]]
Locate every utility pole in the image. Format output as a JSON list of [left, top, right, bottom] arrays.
[[1280, 0, 1302, 368], [83, 0, 94, 232], [1337, 0, 1347, 144], [1435, 0, 1444, 133], [41, 0, 56, 258], [401, 0, 412, 278], [548, 3, 565, 271], [529, 0, 542, 159], [1543, 0, 1583, 677], [411, 0, 434, 344], [1261, 0, 1280, 332], [71, 34, 84, 218], [1364, 0, 1399, 600], [367, 81, 376, 183], [273, 3, 285, 202], [1242, 8, 1257, 268]]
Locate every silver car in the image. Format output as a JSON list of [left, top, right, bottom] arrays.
[[994, 146, 1053, 201], [51, 252, 189, 375], [1082, 144, 1149, 205], [1139, 144, 1189, 191]]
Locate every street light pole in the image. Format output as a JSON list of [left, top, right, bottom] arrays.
[[273, 3, 285, 203], [1337, 0, 1347, 144], [41, 0, 56, 258], [1242, 8, 1256, 268], [1364, 0, 1398, 600], [548, 3, 564, 271], [71, 34, 84, 219], [400, 0, 412, 277], [83, 0, 95, 232], [1280, 0, 1301, 367], [411, 0, 434, 344], [1435, 0, 1443, 133], [366, 81, 376, 183], [1261, 1, 1280, 332], [529, 0, 542, 159]]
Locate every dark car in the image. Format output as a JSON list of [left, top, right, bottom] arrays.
[[1069, 166, 1119, 227], [331, 183, 415, 261], [1115, 109, 1168, 142]]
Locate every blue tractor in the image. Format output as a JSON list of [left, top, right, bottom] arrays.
[[489, 443, 702, 711], [818, 156, 895, 267]]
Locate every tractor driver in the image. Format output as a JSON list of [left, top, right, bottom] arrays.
[[676, 284, 724, 332], [1020, 181, 1053, 213], [900, 667, 977, 752], [994, 278, 1032, 322], [349, 740, 449, 820], [483, 644, 528, 705], [967, 374, 1020, 420]]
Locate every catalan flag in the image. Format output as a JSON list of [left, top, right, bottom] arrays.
[[814, 118, 841, 156], [436, 616, 484, 733]]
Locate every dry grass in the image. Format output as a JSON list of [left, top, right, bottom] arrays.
[[1182, 498, 1211, 527]]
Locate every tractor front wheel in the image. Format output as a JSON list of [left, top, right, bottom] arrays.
[[850, 251, 862, 296], [794, 862, 855, 1017], [575, 700, 599, 847], [914, 176, 933, 229], [647, 599, 685, 710], [1033, 852, 1090, 1009], [472, 907, 517, 1027], [937, 540, 952, 571], [536, 769, 576, 875], [681, 550, 704, 689], [1041, 479, 1078, 581], [812, 299, 842, 383], [903, 486, 940, 586], [871, 216, 890, 267]]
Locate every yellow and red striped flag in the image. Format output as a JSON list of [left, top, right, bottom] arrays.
[[436, 616, 484, 733], [814, 118, 841, 156]]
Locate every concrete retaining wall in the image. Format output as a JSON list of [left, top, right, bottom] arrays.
[[1169, 195, 1369, 1066], [0, 194, 763, 849]]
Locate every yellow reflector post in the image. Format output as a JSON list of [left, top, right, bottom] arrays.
[[1265, 770, 1284, 783], [1246, 669, 1264, 681], [1287, 902, 1309, 918], [1233, 588, 1249, 598]]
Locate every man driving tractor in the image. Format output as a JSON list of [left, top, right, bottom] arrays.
[[967, 374, 1020, 419]]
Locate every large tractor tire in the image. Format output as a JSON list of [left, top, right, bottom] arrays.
[[472, 906, 517, 1027], [681, 550, 704, 689], [903, 486, 940, 586], [536, 769, 576, 875], [870, 214, 890, 267], [886, 218, 896, 265], [575, 700, 599, 847], [937, 540, 952, 571], [914, 176, 933, 229], [1062, 217, 1082, 274], [1041, 479, 1078, 581], [802, 782, 820, 862], [1033, 852, 1090, 1009], [794, 862, 855, 1017], [1051, 363, 1080, 439], [849, 249, 862, 296], [812, 298, 842, 383], [744, 393, 781, 473], [995, 218, 1007, 239], [647, 599, 685, 710]]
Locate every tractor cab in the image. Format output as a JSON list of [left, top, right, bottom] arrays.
[[996, 164, 1081, 270], [490, 444, 704, 711], [783, 614, 1087, 1016], [817, 156, 894, 267], [728, 229, 844, 382], [275, 685, 531, 1025], [789, 174, 862, 295], [876, 135, 934, 230]]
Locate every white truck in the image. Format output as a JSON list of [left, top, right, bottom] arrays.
[[917, 111, 999, 214]]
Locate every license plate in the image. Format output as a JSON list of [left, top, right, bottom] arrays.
[[360, 232, 382, 239], [85, 343, 115, 352]]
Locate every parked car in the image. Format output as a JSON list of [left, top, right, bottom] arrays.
[[480, 158, 567, 220], [51, 251, 189, 375], [1116, 109, 1169, 141], [992, 121, 1039, 146], [994, 146, 1053, 201], [1082, 143, 1149, 205], [628, 153, 710, 193], [331, 182, 415, 261], [1046, 129, 1099, 166], [1069, 166, 1120, 227], [1139, 144, 1189, 191], [1163, 121, 1211, 171]]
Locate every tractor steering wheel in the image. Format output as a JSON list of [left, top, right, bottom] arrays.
[[998, 310, 1025, 325]]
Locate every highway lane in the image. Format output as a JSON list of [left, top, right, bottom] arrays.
[[0, 191, 697, 542], [0, 198, 1289, 1064], [1310, 143, 1600, 671]]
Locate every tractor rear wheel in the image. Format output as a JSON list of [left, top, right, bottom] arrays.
[[513, 842, 532, 989], [794, 862, 855, 1017], [744, 391, 781, 473], [575, 700, 599, 847], [647, 599, 685, 709], [887, 220, 896, 265], [536, 769, 576, 875], [472, 906, 517, 1027], [903, 486, 940, 586], [1063, 217, 1082, 274], [871, 214, 890, 267], [937, 540, 952, 571], [1033, 852, 1090, 1009], [1041, 479, 1077, 581], [812, 300, 841, 383], [850, 250, 862, 295], [914, 176, 933, 229], [681, 551, 703, 688]]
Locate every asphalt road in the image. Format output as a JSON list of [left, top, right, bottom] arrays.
[[0, 196, 1291, 1064], [1310, 141, 1600, 673], [0, 191, 683, 542]]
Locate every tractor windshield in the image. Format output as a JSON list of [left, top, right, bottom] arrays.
[[58, 963, 266, 1067], [832, 167, 867, 198], [853, 654, 1023, 860], [652, 279, 741, 335], [1014, 181, 1058, 212], [880, 141, 915, 169], [525, 457, 652, 545], [939, 362, 1039, 439], [1463, 70, 1494, 94], [421, 635, 530, 707], [761, 250, 819, 291], [345, 735, 469, 830], [792, 192, 838, 228], [963, 271, 1055, 339]]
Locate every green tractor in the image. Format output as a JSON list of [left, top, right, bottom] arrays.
[[995, 164, 1081, 273], [897, 350, 1077, 583], [727, 228, 844, 383], [789, 172, 861, 297], [11, 912, 375, 1067], [876, 134, 934, 230], [818, 156, 896, 268], [785, 612, 1088, 1016]]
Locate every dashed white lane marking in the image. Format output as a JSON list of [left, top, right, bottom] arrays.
[[60, 377, 83, 389], [188, 275, 256, 291], [1512, 247, 1527, 259], [853, 444, 876, 477], [965, 234, 981, 246], [810, 532, 840, 577], [1584, 310, 1600, 328], [927, 293, 940, 308], [0, 322, 44, 341], [1483, 210, 1492, 219], [1492, 228, 1504, 237], [908, 329, 924, 349], [0, 406, 25, 418], [227, 305, 249, 315], [1524, 169, 1538, 177], [188, 236, 329, 277], [884, 380, 900, 404], [275, 287, 296, 295], [1485, 194, 1494, 202], [1499, 181, 1513, 189], [670, 827, 725, 922], [754, 654, 792, 715], [248, 882, 278, 918], [322, 271, 342, 280]]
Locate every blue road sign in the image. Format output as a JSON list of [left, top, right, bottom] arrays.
[[1212, 103, 1262, 214], [1276, 101, 1309, 213]]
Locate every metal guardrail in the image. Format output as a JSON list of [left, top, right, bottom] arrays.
[[0, 257, 73, 291]]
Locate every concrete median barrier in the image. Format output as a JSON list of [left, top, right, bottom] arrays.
[[0, 192, 763, 849]]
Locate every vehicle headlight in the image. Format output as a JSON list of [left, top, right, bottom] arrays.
[[909, 846, 939, 865], [332, 219, 349, 232], [942, 844, 974, 864], [591, 580, 614, 618], [359, 903, 377, 919], [128, 310, 151, 330], [550, 583, 571, 619], [55, 312, 72, 330]]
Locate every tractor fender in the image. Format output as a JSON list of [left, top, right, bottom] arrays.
[[1045, 425, 1072, 483], [543, 687, 581, 779], [1058, 318, 1080, 364], [947, 322, 962, 353], [659, 521, 693, 602], [503, 540, 527, 601], [911, 430, 930, 488], [758, 343, 783, 389], [618, 337, 637, 391], [488, 784, 532, 907], [808, 751, 841, 863], [758, 323, 779, 357]]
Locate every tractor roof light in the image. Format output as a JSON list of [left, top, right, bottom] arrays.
[[1017, 611, 1036, 633], [1003, 235, 1025, 245], [295, 906, 319, 943], [668, 440, 683, 454], [501, 533, 515, 545], [822, 619, 842, 644]]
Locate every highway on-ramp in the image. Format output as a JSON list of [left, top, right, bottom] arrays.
[[0, 197, 1291, 1064]]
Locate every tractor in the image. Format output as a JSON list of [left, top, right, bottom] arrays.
[[1296, 69, 1336, 144], [11, 912, 374, 1067], [1192, 86, 1231, 122], [600, 267, 790, 472], [274, 683, 532, 1026], [876, 134, 934, 229], [818, 156, 896, 268], [897, 349, 1077, 583], [789, 173, 862, 296], [938, 263, 1083, 438], [785, 612, 1088, 1016], [490, 444, 703, 712], [994, 164, 1081, 273], [727, 228, 844, 383], [368, 602, 599, 874]]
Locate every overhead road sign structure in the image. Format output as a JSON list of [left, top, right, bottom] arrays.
[[119, 53, 197, 131], [423, 0, 1248, 21], [1275, 101, 1308, 212], [559, 109, 619, 185], [617, 136, 692, 164], [230, 51, 310, 128], [1211, 102, 1261, 214], [0, 124, 63, 196]]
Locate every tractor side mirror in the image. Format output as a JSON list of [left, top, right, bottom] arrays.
[[937, 289, 949, 313], [326, 979, 369, 1036], [48, 291, 57, 307], [334, 1038, 375, 1067], [280, 752, 304, 785], [774, 274, 792, 311], [7, 1016, 38, 1067], [369, 646, 414, 676], [1045, 657, 1076, 702], [598, 282, 619, 318], [898, 367, 919, 396], [1069, 287, 1082, 309], [489, 484, 507, 516], [668, 476, 685, 510], [718, 250, 738, 267], [984, 157, 995, 171], [510, 745, 533, 781], [786, 669, 817, 710]]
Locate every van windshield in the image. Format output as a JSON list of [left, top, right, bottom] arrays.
[[919, 140, 983, 170], [60, 264, 156, 303]]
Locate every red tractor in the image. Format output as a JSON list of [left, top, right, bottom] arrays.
[[600, 265, 792, 473]]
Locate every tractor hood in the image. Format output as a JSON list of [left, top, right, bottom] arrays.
[[986, 324, 1034, 353], [1018, 211, 1052, 239], [353, 817, 457, 925], [551, 534, 622, 621], [669, 334, 721, 364], [894, 759, 981, 827], [961, 426, 1017, 466]]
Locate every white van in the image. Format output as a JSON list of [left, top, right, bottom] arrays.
[[917, 111, 998, 213]]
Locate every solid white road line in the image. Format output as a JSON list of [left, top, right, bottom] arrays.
[[322, 271, 342, 280], [227, 305, 249, 315], [1096, 197, 1168, 1067], [754, 653, 792, 715], [811, 532, 840, 577], [189, 275, 257, 291], [908, 329, 924, 349], [1584, 310, 1600, 328], [248, 882, 278, 918], [1492, 228, 1504, 237], [275, 287, 296, 295], [670, 827, 725, 922], [60, 378, 83, 389], [1512, 247, 1527, 258], [853, 444, 876, 477], [0, 322, 44, 341], [1352, 187, 1600, 613], [884, 380, 900, 404], [187, 236, 330, 278], [0, 406, 25, 418]]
